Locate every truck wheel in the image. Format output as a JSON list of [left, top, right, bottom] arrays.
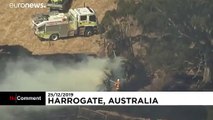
[[84, 28, 93, 37], [50, 34, 59, 41]]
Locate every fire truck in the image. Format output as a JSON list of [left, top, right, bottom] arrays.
[[32, 7, 98, 40], [47, 0, 71, 11]]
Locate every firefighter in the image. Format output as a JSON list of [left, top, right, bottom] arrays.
[[114, 79, 120, 91]]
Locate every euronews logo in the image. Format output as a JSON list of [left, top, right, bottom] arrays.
[[9, 2, 46, 9]]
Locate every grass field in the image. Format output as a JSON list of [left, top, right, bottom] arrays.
[[0, 0, 116, 55]]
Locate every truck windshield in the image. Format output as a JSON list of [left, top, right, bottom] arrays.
[[89, 15, 96, 22]]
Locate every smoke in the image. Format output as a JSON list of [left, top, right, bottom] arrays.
[[0, 56, 124, 91], [0, 55, 125, 120]]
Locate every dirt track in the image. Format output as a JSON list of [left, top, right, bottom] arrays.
[[0, 0, 116, 55]]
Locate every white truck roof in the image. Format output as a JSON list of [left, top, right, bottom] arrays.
[[73, 7, 95, 16]]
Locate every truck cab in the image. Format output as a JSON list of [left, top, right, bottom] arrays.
[[69, 7, 98, 36]]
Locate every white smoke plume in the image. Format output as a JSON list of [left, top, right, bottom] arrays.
[[0, 56, 125, 120], [0, 56, 124, 91]]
